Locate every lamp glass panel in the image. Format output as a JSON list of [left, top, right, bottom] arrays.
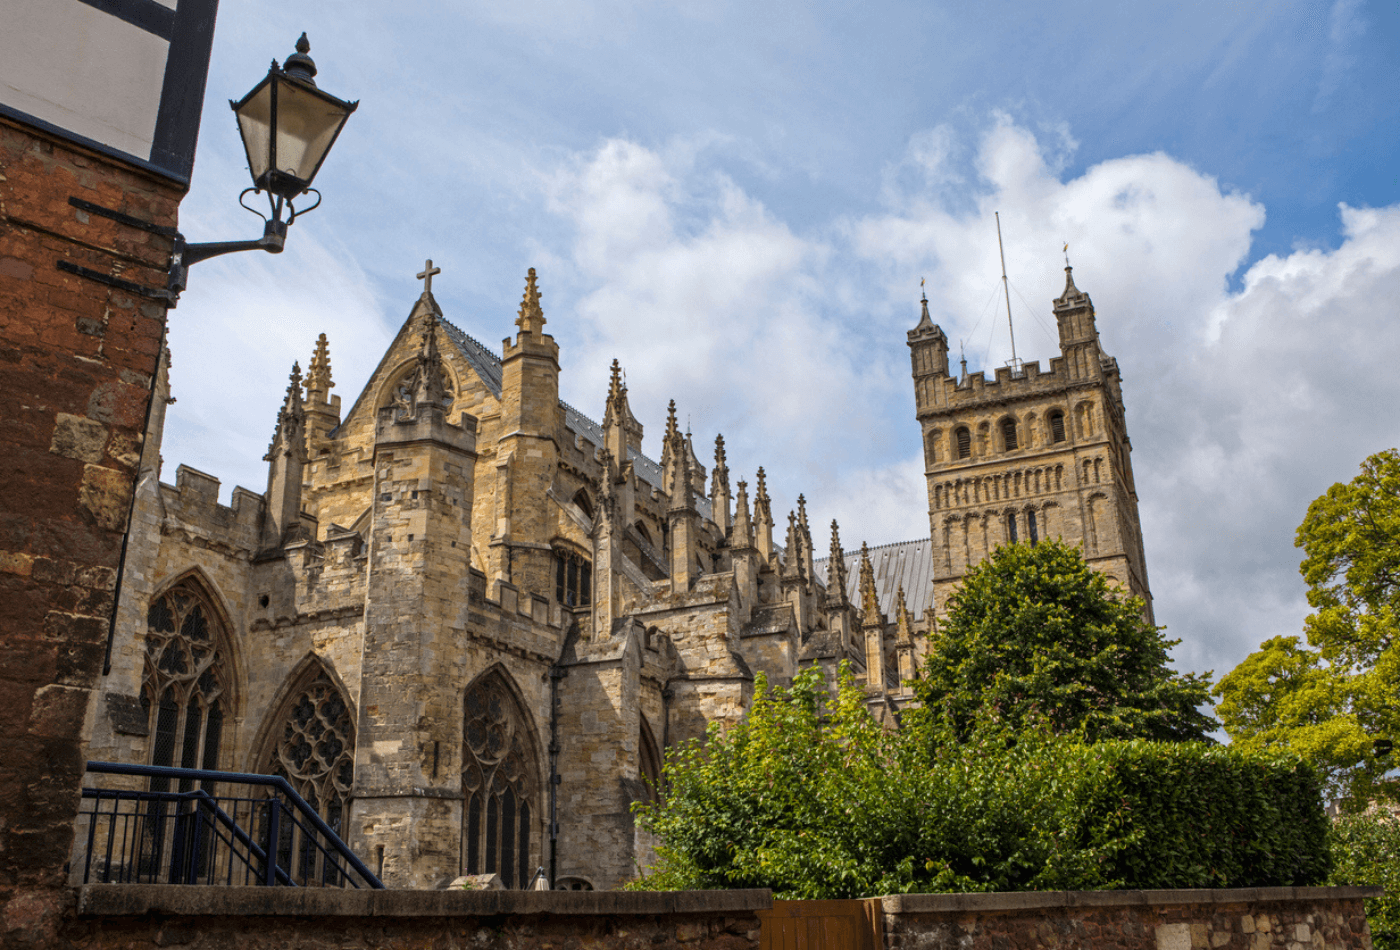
[[273, 80, 349, 186], [234, 81, 274, 182]]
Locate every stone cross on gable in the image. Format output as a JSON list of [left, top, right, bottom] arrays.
[[417, 259, 441, 294]]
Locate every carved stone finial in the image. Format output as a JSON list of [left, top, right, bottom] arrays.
[[733, 479, 753, 547], [826, 520, 848, 606], [266, 361, 306, 462], [895, 584, 915, 643], [858, 542, 881, 624], [783, 512, 803, 579], [306, 333, 333, 397], [515, 267, 545, 334]]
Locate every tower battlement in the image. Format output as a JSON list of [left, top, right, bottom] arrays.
[[907, 267, 1151, 619]]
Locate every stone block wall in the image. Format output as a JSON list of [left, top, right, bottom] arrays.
[[70, 884, 770, 950], [879, 887, 1382, 950]]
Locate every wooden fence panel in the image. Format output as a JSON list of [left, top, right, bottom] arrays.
[[757, 899, 882, 950]]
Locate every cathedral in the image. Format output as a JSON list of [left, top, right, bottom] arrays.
[[80, 261, 1149, 891]]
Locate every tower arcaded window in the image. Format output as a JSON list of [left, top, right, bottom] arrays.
[[955, 427, 972, 459], [1001, 418, 1018, 451]]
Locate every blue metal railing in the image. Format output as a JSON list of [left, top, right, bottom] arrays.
[[79, 761, 383, 888]]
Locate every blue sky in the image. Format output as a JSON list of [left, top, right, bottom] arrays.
[[164, 0, 1400, 685]]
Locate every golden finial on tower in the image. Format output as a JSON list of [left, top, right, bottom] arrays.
[[515, 267, 545, 334]]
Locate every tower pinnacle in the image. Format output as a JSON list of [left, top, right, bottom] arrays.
[[515, 267, 545, 335]]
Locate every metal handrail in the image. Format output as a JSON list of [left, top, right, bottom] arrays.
[[83, 761, 384, 889]]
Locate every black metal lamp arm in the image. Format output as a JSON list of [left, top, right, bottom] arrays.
[[167, 218, 287, 297]]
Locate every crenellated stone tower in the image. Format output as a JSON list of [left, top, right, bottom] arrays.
[[908, 267, 1152, 621]]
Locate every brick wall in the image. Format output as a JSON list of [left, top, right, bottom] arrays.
[[0, 116, 182, 946]]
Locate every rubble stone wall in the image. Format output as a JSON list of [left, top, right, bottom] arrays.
[[880, 887, 1381, 950]]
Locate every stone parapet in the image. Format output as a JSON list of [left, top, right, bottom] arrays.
[[880, 886, 1383, 950], [71, 885, 770, 949]]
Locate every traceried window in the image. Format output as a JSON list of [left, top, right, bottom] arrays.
[[554, 549, 592, 608], [140, 584, 230, 876], [462, 672, 539, 889], [261, 669, 355, 884], [1049, 410, 1066, 444], [955, 427, 972, 459]]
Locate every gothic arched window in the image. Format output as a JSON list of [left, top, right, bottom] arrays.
[[143, 585, 229, 774], [259, 667, 355, 885], [462, 672, 539, 889], [140, 582, 231, 876]]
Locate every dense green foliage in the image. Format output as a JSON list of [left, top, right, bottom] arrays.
[[1328, 810, 1400, 950], [631, 666, 1330, 897], [1216, 449, 1400, 809], [913, 540, 1217, 743]]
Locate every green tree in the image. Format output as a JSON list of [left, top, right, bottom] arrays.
[[913, 540, 1216, 743], [632, 664, 1327, 896], [1329, 810, 1400, 950], [1215, 448, 1400, 809]]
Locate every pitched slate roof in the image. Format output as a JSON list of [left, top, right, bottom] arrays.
[[438, 317, 705, 511], [814, 537, 936, 619]]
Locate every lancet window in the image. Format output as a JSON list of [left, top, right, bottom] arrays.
[[462, 672, 539, 889], [1049, 410, 1066, 444], [554, 548, 592, 608], [257, 667, 356, 885], [955, 427, 972, 459]]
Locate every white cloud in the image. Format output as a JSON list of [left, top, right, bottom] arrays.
[[157, 103, 1400, 689], [848, 117, 1400, 678]]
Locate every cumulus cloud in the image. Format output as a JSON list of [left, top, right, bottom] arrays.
[[160, 108, 1400, 686], [545, 137, 887, 524], [848, 116, 1400, 677]]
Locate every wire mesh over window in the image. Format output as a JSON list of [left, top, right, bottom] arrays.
[[140, 585, 229, 878], [462, 672, 538, 889], [261, 669, 355, 885]]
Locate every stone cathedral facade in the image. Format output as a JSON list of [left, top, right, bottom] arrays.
[[79, 263, 1148, 891]]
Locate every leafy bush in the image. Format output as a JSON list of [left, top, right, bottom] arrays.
[[632, 665, 1331, 897], [1329, 811, 1400, 950]]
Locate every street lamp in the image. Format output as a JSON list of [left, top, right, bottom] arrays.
[[166, 33, 358, 298]]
